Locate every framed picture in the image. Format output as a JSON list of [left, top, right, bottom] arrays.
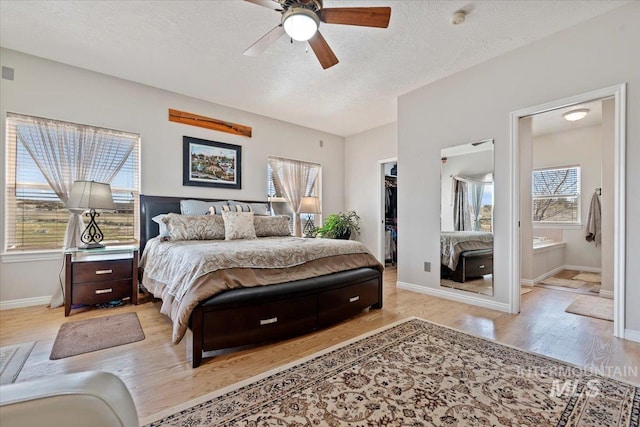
[[183, 136, 242, 189]]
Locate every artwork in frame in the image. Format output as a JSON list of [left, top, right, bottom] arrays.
[[183, 136, 242, 189]]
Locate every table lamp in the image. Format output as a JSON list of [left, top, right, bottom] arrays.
[[299, 196, 321, 237], [66, 181, 116, 249]]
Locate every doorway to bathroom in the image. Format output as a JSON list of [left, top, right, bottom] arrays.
[[522, 98, 607, 299], [511, 84, 626, 337]]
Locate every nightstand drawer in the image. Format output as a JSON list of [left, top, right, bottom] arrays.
[[71, 279, 132, 305], [72, 259, 132, 283]]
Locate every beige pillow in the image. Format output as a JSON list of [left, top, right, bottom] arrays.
[[254, 215, 291, 237], [162, 213, 225, 241], [222, 211, 257, 240]]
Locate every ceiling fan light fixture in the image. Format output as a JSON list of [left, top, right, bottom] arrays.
[[563, 108, 590, 121], [283, 8, 320, 42]]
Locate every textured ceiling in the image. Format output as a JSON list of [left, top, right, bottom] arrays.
[[0, 1, 629, 137]]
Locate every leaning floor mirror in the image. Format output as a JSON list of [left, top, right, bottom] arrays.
[[440, 139, 494, 296]]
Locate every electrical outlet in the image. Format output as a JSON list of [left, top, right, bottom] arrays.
[[424, 262, 431, 272]]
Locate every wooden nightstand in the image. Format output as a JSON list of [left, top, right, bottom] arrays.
[[64, 246, 139, 316]]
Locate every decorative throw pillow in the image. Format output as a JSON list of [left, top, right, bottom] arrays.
[[152, 214, 170, 238], [250, 202, 270, 216], [180, 199, 228, 216], [222, 211, 257, 240], [162, 213, 225, 241], [227, 200, 253, 212], [208, 205, 225, 215], [254, 215, 291, 237]]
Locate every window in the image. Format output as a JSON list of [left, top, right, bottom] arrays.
[[477, 181, 494, 232], [532, 166, 580, 224], [5, 113, 140, 251], [267, 156, 321, 235]]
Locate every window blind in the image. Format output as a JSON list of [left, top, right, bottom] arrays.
[[532, 166, 580, 223], [5, 113, 140, 251]]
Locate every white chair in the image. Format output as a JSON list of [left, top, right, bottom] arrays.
[[0, 371, 138, 427]]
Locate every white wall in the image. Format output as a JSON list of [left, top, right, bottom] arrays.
[[344, 122, 397, 260], [532, 125, 603, 270], [0, 48, 345, 304], [397, 3, 640, 331]]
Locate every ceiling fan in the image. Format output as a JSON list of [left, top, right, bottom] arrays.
[[243, 0, 391, 69]]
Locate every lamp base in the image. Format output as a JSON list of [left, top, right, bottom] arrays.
[[80, 209, 106, 250], [78, 242, 105, 250], [303, 214, 316, 237]]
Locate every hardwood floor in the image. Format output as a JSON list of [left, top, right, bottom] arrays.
[[1, 267, 638, 421]]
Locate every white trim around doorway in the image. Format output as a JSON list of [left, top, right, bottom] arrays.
[[378, 157, 397, 265], [509, 83, 626, 337]]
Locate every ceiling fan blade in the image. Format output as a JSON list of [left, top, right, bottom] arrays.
[[308, 31, 339, 69], [319, 7, 391, 28], [243, 25, 286, 57], [243, 0, 283, 11]]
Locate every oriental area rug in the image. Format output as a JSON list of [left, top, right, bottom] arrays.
[[50, 312, 144, 360], [143, 318, 638, 426]]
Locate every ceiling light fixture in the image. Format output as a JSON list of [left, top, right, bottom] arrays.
[[283, 8, 320, 42], [563, 108, 590, 121]]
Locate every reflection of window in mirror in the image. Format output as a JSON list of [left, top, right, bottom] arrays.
[[440, 141, 494, 233]]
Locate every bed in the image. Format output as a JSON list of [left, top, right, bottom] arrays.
[[440, 231, 493, 283], [139, 195, 384, 367]]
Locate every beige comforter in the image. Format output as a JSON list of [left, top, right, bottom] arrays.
[[440, 231, 493, 270], [140, 236, 383, 343]]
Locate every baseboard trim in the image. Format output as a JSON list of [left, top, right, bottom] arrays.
[[624, 329, 640, 343], [520, 280, 534, 287], [532, 265, 566, 284], [599, 289, 614, 299], [0, 296, 50, 310], [564, 265, 602, 273], [397, 281, 511, 313]]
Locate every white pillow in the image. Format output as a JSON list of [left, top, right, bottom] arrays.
[[222, 211, 256, 240], [152, 214, 170, 238]]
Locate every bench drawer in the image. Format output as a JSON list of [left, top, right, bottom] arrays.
[[202, 295, 317, 350], [318, 279, 380, 327], [464, 255, 493, 278]]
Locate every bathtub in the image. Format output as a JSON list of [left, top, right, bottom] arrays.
[[532, 238, 566, 282]]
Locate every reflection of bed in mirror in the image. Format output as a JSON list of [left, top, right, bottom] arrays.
[[440, 231, 493, 282]]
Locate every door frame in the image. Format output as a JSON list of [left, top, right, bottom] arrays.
[[509, 83, 626, 337], [378, 157, 397, 264]]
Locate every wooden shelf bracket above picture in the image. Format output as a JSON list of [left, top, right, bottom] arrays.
[[168, 109, 252, 138]]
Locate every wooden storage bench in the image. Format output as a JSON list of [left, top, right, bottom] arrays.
[[451, 248, 493, 283]]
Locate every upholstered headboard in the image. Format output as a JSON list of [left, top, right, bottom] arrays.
[[139, 195, 269, 254]]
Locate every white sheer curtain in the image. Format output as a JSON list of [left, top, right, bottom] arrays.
[[14, 114, 135, 307], [468, 182, 485, 231], [452, 173, 492, 232], [268, 157, 319, 237]]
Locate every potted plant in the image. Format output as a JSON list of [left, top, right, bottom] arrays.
[[316, 211, 360, 239]]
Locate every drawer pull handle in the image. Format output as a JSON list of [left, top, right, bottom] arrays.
[[349, 296, 360, 303], [260, 317, 278, 326], [95, 288, 113, 295], [96, 269, 113, 275], [478, 265, 485, 269]]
